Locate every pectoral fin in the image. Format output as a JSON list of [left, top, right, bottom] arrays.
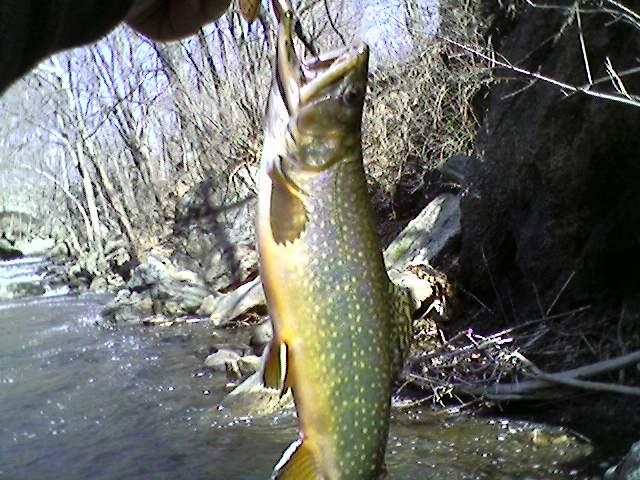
[[271, 439, 322, 480], [269, 158, 308, 245]]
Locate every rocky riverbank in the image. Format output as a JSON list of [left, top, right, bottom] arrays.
[[3, 1, 638, 475], [6, 138, 637, 477], [97, 161, 463, 402]]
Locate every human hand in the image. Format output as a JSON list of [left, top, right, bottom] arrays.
[[127, 0, 232, 41]]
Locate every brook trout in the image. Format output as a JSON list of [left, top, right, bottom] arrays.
[[256, 9, 412, 480]]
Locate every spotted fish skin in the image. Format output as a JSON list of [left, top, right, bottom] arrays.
[[257, 11, 411, 480]]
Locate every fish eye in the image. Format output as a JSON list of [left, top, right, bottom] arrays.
[[342, 86, 360, 106]]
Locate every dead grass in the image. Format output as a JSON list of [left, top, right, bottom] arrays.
[[362, 0, 492, 222]]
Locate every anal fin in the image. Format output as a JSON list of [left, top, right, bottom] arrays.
[[262, 339, 290, 396], [271, 439, 322, 480]]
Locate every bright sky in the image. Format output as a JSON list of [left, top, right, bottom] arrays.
[[0, 0, 442, 213], [352, 0, 440, 67]]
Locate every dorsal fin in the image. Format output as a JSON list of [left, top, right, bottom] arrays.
[[269, 157, 308, 245]]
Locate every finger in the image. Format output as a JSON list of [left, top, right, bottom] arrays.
[[237, 0, 260, 22], [128, 0, 231, 41]]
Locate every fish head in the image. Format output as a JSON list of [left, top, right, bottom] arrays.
[[276, 11, 369, 172], [264, 11, 370, 245]]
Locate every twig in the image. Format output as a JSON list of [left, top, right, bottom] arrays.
[[436, 35, 640, 108], [322, 0, 346, 46], [529, 372, 640, 395], [417, 336, 513, 362], [454, 349, 640, 399], [577, 66, 640, 91], [604, 0, 640, 25], [532, 283, 546, 319], [395, 394, 434, 409], [481, 246, 508, 320], [617, 305, 627, 383], [456, 285, 494, 314], [526, 0, 640, 29], [546, 271, 575, 316], [580, 332, 598, 356], [518, 351, 640, 395], [605, 57, 631, 97], [576, 6, 592, 86], [466, 330, 500, 363], [439, 330, 468, 348], [484, 305, 590, 340], [616, 304, 627, 351], [554, 349, 640, 378]]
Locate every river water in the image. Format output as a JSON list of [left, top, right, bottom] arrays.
[[0, 258, 600, 479]]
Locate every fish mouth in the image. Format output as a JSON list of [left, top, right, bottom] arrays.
[[276, 11, 369, 113]]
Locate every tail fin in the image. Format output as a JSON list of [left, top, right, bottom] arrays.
[[271, 439, 322, 480]]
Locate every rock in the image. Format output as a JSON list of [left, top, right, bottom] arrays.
[[605, 441, 640, 480], [104, 272, 126, 289], [14, 237, 55, 256], [204, 349, 241, 372], [128, 255, 165, 290], [384, 193, 460, 274], [392, 270, 435, 311], [225, 360, 243, 380], [101, 288, 149, 324], [220, 370, 294, 418], [216, 342, 294, 417], [196, 277, 265, 327], [163, 300, 181, 316], [173, 168, 258, 292], [102, 252, 212, 323], [202, 240, 258, 292], [0, 282, 45, 299], [459, 4, 640, 310], [0, 237, 22, 260], [383, 193, 459, 316], [206, 343, 253, 358], [249, 320, 273, 353], [90, 276, 108, 292], [102, 302, 139, 324], [237, 355, 262, 377], [172, 284, 209, 314], [48, 242, 69, 258], [197, 294, 220, 316], [437, 154, 477, 187], [133, 292, 154, 312], [103, 238, 136, 282]]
